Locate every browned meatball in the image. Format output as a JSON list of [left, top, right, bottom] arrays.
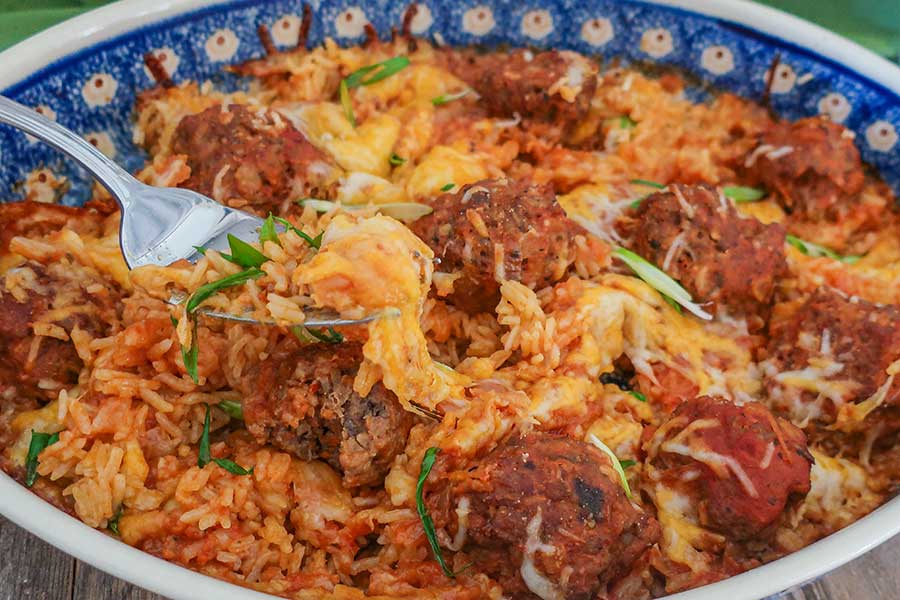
[[765, 287, 900, 429], [743, 116, 865, 222], [0, 261, 117, 396], [243, 342, 413, 487], [644, 396, 812, 541], [410, 178, 584, 313], [629, 184, 787, 327], [439, 433, 659, 599], [444, 49, 597, 130], [171, 104, 333, 214]]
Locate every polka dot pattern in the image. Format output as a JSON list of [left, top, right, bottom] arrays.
[[0, 0, 898, 204]]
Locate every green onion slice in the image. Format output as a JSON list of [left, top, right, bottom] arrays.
[[619, 459, 637, 470], [628, 390, 647, 402], [259, 214, 280, 246], [432, 89, 471, 106], [218, 400, 244, 421], [299, 200, 433, 222], [293, 325, 345, 344], [613, 247, 713, 320], [416, 447, 455, 577], [198, 404, 253, 475], [786, 234, 860, 264], [630, 178, 665, 189], [344, 56, 411, 88], [186, 268, 264, 314], [339, 79, 356, 127], [723, 185, 765, 203], [389, 153, 407, 166], [108, 506, 123, 535], [273, 216, 322, 249], [25, 430, 60, 487], [181, 317, 200, 384], [614, 115, 637, 129], [440, 183, 455, 192], [587, 433, 633, 499], [226, 234, 269, 268]]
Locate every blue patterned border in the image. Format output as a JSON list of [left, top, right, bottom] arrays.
[[1, 0, 898, 205]]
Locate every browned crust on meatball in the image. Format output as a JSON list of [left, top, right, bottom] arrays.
[[243, 341, 413, 487], [0, 261, 119, 396], [410, 178, 585, 313], [442, 433, 659, 599], [629, 184, 787, 326], [765, 287, 900, 426], [743, 116, 865, 221], [443, 49, 597, 131], [645, 396, 812, 541], [171, 104, 332, 214]]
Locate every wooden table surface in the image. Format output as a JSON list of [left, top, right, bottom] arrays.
[[1, 515, 898, 600]]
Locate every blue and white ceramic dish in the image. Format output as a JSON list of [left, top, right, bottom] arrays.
[[1, 1, 899, 599]]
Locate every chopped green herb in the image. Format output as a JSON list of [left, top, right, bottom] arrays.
[[613, 247, 712, 320], [339, 79, 356, 127], [218, 400, 244, 421], [662, 294, 684, 314], [25, 430, 60, 487], [786, 234, 860, 264], [440, 183, 455, 192], [630, 178, 665, 189], [108, 505, 123, 535], [587, 434, 633, 499], [170, 315, 179, 328], [259, 214, 280, 246], [431, 89, 471, 106], [389, 153, 407, 166], [628, 390, 647, 403], [619, 459, 637, 470], [185, 268, 264, 314], [723, 185, 765, 203], [273, 216, 322, 249], [193, 245, 208, 255], [198, 404, 253, 475], [416, 447, 455, 577], [629, 197, 645, 210], [181, 317, 200, 384], [344, 56, 411, 88], [617, 115, 637, 129], [307, 327, 344, 344], [226, 234, 269, 268]]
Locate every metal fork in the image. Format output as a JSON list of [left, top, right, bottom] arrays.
[[0, 94, 377, 329]]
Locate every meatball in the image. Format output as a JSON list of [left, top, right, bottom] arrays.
[[629, 184, 787, 326], [0, 261, 117, 395], [410, 178, 585, 313], [445, 49, 597, 130], [764, 287, 900, 428], [440, 433, 659, 599], [644, 396, 812, 540], [243, 342, 413, 487], [171, 104, 333, 214], [743, 116, 864, 222]]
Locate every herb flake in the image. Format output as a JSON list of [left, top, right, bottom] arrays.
[[440, 183, 455, 192], [259, 214, 280, 246], [218, 400, 244, 421], [723, 185, 766, 203], [339, 79, 356, 127], [416, 447, 455, 577], [619, 459, 637, 470], [108, 505, 123, 535], [25, 430, 60, 487], [432, 89, 471, 106], [181, 317, 200, 384], [389, 153, 407, 166], [186, 268, 264, 314], [344, 56, 410, 88], [630, 178, 666, 189], [198, 404, 253, 475], [587, 434, 633, 499], [273, 216, 322, 249], [628, 390, 647, 403], [226, 234, 269, 268], [613, 247, 712, 320], [786, 234, 861, 264]]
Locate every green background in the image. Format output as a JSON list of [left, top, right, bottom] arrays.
[[0, 0, 898, 60]]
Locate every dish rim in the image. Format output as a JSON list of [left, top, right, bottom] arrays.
[[1, 1, 900, 599]]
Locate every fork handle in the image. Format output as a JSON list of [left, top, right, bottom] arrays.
[[0, 95, 137, 207]]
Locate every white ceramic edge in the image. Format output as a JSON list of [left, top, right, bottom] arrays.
[[1, 1, 900, 599]]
